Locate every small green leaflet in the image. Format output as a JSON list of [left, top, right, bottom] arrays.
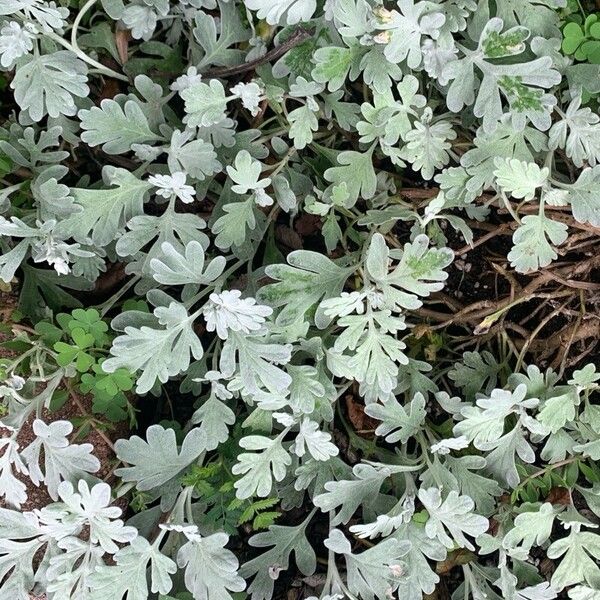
[[227, 149, 271, 195], [333, 0, 372, 38]]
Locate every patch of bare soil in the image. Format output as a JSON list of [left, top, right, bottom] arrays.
[[0, 288, 126, 512]]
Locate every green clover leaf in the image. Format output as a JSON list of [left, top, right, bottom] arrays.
[[54, 327, 95, 372], [67, 308, 109, 346]]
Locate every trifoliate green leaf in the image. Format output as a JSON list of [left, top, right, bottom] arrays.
[[329, 311, 409, 401], [537, 389, 579, 433]]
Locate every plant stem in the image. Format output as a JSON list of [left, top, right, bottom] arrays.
[[45, 30, 129, 82], [516, 455, 582, 491]]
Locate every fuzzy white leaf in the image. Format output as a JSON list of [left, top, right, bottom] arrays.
[[115, 425, 204, 490], [20, 419, 100, 501]]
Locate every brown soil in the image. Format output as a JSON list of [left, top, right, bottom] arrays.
[[0, 288, 125, 512], [0, 392, 121, 512]]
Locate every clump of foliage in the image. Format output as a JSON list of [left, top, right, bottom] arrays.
[[0, 0, 599, 599]]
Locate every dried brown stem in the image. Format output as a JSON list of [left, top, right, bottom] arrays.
[[204, 28, 314, 78]]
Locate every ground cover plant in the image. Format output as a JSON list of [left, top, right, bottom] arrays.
[[0, 0, 599, 598]]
